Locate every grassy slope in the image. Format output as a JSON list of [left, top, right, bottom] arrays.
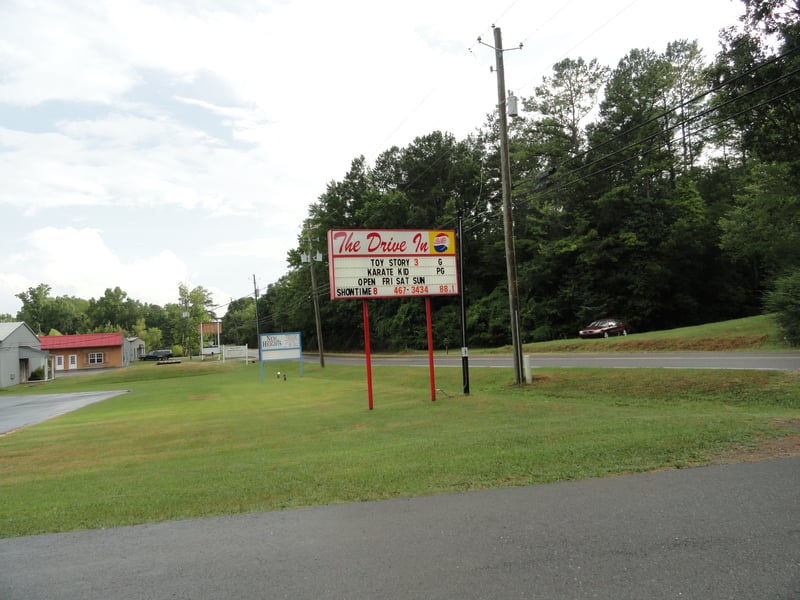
[[518, 314, 789, 353]]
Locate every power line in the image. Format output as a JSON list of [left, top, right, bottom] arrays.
[[523, 58, 800, 197], [392, 4, 800, 212], [533, 82, 800, 198], [516, 0, 641, 96], [527, 44, 800, 186], [354, 10, 790, 235], [437, 48, 800, 246]]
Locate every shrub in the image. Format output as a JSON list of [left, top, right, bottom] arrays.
[[765, 268, 800, 346]]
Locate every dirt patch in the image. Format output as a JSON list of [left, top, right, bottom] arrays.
[[712, 419, 800, 464], [622, 335, 771, 352], [527, 334, 774, 353]]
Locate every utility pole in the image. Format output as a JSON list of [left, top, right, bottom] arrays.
[[304, 224, 325, 368], [253, 274, 260, 342], [457, 210, 470, 394], [181, 295, 190, 358], [490, 26, 524, 384]]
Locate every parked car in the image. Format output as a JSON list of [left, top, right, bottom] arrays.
[[579, 318, 630, 338], [140, 349, 173, 361]]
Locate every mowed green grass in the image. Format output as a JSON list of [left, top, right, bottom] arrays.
[[1, 357, 799, 538]]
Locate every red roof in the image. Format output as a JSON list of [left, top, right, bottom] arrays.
[[39, 332, 124, 350]]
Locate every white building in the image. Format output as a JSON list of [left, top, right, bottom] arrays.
[[0, 322, 50, 388]]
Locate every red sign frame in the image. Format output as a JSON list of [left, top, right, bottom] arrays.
[[327, 229, 459, 300]]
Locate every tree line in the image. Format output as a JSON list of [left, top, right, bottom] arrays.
[[269, 0, 800, 351], [5, 283, 219, 357], [4, 0, 799, 350]]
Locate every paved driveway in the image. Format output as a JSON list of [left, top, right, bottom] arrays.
[[1, 456, 798, 599], [0, 390, 129, 434]]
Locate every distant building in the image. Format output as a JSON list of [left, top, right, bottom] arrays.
[[125, 337, 146, 364], [0, 322, 51, 388], [39, 333, 144, 372]]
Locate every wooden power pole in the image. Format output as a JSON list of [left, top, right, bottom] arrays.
[[492, 26, 524, 384]]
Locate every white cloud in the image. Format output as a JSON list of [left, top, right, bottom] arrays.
[[0, 0, 747, 317], [0, 115, 272, 216], [0, 2, 137, 105], [205, 235, 299, 260], [1, 227, 189, 308]]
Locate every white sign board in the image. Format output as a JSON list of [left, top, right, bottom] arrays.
[[260, 332, 302, 361], [327, 229, 459, 300], [222, 345, 248, 360], [259, 332, 303, 379]]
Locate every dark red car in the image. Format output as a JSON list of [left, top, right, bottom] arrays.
[[579, 318, 630, 338]]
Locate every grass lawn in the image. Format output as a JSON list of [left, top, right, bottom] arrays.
[[1, 355, 799, 538]]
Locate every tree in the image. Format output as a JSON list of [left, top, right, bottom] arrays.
[[221, 297, 257, 347], [542, 42, 738, 332], [765, 267, 800, 345], [710, 1, 800, 307], [15, 284, 53, 334], [521, 57, 609, 159], [246, 2, 798, 344], [169, 284, 215, 356], [742, 0, 800, 38], [132, 317, 163, 352], [708, 1, 800, 165], [512, 57, 610, 338], [87, 287, 139, 332], [48, 295, 90, 334], [296, 132, 491, 351], [663, 40, 708, 173], [719, 162, 800, 281], [557, 48, 685, 330], [141, 303, 170, 340]]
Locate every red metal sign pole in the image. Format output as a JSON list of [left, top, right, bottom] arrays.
[[426, 296, 436, 401], [363, 299, 374, 410]]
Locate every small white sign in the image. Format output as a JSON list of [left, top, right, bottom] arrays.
[[223, 345, 248, 359]]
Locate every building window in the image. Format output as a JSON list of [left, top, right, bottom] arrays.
[[88, 352, 104, 365]]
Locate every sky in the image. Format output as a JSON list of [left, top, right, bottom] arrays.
[[0, 0, 746, 317]]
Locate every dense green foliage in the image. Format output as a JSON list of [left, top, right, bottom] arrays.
[[3, 1, 798, 351], [9, 282, 217, 356], [264, 0, 800, 350], [766, 268, 800, 345]]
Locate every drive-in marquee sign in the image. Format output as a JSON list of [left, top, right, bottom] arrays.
[[327, 228, 461, 410], [327, 229, 459, 300]]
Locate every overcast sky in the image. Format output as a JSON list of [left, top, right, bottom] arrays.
[[0, 0, 745, 317]]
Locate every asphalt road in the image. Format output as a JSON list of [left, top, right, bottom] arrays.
[[1, 456, 798, 599], [327, 351, 800, 371]]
